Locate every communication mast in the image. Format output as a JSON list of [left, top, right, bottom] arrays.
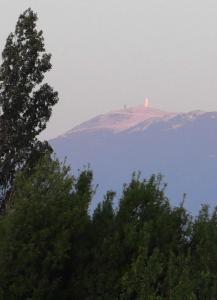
[[144, 98, 149, 108]]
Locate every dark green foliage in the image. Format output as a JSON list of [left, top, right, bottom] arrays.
[[0, 8, 58, 209], [0, 158, 217, 299], [190, 206, 217, 299], [0, 156, 93, 299]]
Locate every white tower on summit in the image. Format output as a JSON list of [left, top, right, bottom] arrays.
[[144, 98, 149, 108]]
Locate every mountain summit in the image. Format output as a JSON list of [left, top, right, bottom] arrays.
[[61, 105, 177, 136], [51, 105, 217, 213]]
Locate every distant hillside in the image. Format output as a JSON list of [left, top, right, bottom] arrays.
[[50, 105, 217, 213]]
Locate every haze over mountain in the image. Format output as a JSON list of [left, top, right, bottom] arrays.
[[50, 102, 217, 213]]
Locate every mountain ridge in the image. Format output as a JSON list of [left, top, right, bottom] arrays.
[[58, 105, 177, 136], [54, 106, 212, 138], [50, 105, 217, 213]]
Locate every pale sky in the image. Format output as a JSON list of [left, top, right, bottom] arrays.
[[1, 0, 217, 139]]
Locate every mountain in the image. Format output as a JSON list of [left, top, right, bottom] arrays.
[[64, 105, 177, 134], [50, 105, 217, 213]]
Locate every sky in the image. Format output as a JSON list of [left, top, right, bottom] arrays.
[[1, 0, 217, 139]]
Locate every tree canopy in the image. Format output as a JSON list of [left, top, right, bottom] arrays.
[[0, 156, 217, 299]]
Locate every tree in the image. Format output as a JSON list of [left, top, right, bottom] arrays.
[[2, 162, 217, 298], [0, 8, 58, 211], [0, 156, 94, 299], [87, 191, 116, 299], [190, 205, 217, 298]]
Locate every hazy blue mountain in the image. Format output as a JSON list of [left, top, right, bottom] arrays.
[[50, 105, 217, 214]]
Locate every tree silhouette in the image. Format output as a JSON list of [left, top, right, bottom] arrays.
[[0, 8, 58, 212]]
